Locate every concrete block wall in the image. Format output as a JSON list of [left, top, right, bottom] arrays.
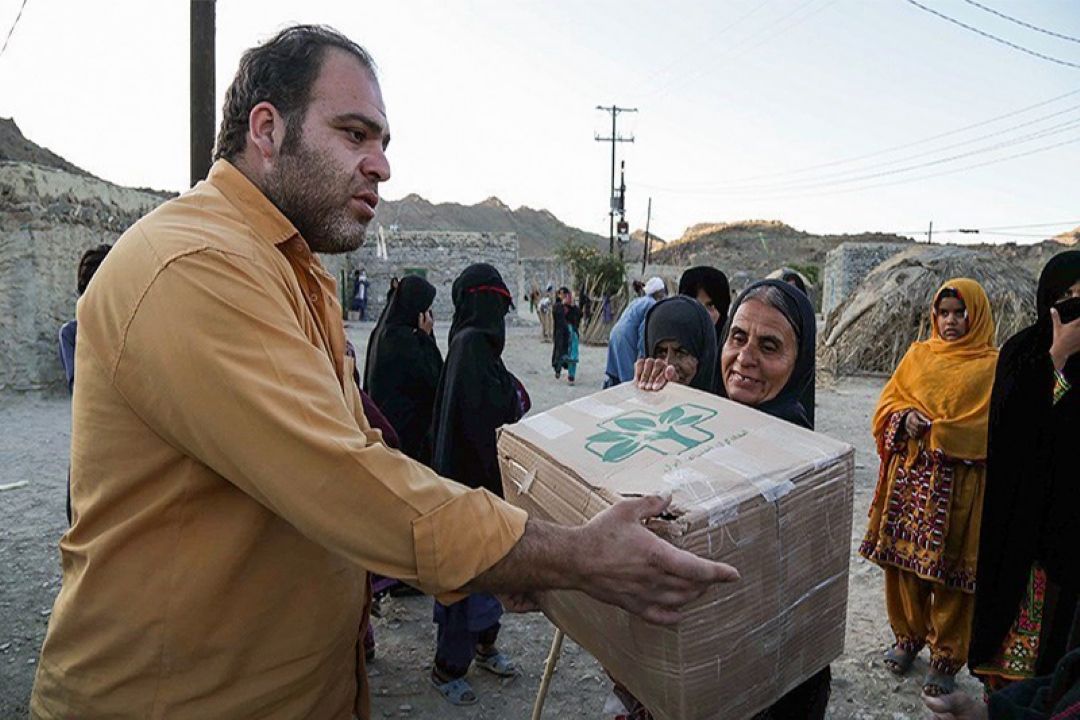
[[822, 242, 909, 321]]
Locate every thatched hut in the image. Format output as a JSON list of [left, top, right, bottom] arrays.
[[818, 245, 1036, 376]]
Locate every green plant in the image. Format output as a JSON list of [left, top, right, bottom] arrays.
[[788, 263, 820, 287], [556, 239, 627, 297]]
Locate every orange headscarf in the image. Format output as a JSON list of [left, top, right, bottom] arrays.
[[872, 277, 999, 460]]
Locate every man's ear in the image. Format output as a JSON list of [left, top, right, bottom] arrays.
[[247, 101, 287, 162]]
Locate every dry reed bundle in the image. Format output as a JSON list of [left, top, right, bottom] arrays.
[[818, 245, 1036, 376]]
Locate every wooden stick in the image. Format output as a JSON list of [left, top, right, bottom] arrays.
[[530, 628, 565, 720]]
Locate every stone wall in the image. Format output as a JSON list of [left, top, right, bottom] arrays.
[[519, 257, 572, 295], [0, 162, 169, 391], [822, 242, 909, 321], [341, 231, 521, 321]]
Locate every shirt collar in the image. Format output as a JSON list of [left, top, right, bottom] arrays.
[[207, 159, 299, 247]]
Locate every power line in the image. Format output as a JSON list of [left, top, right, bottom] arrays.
[[903, 0, 1080, 70], [960, 0, 1080, 45], [658, 87, 1080, 189], [646, 0, 838, 103], [660, 101, 1080, 192], [665, 115, 1080, 195], [637, 0, 776, 97], [640, 134, 1080, 200], [0, 0, 29, 58]]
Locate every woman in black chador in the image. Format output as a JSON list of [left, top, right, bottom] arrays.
[[428, 263, 530, 705], [363, 275, 443, 464]]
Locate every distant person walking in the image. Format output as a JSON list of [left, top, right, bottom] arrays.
[[350, 268, 370, 320], [603, 276, 666, 387], [552, 287, 581, 384]]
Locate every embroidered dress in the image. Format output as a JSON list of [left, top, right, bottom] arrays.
[[860, 278, 998, 676]]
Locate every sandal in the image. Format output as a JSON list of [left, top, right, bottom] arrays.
[[883, 645, 917, 676], [431, 671, 478, 706], [474, 651, 519, 678], [922, 668, 956, 697]]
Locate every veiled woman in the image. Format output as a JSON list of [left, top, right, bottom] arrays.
[[860, 278, 998, 697], [363, 275, 443, 464], [971, 251, 1080, 692], [629, 281, 830, 719], [428, 263, 528, 705]]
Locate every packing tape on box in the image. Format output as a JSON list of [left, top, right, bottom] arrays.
[[567, 396, 623, 420], [520, 412, 574, 440], [752, 477, 796, 503], [661, 466, 710, 486], [502, 456, 537, 495]]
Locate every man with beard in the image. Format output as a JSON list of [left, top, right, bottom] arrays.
[[30, 25, 739, 720]]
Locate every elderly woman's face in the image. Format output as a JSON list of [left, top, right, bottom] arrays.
[[721, 299, 798, 406], [652, 339, 700, 386]]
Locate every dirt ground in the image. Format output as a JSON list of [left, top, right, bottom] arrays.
[[0, 315, 982, 719]]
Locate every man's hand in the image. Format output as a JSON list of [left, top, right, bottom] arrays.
[[569, 494, 740, 625], [466, 496, 739, 626], [634, 358, 677, 392], [923, 690, 987, 720], [905, 409, 932, 439], [498, 592, 543, 614], [1050, 307, 1080, 371]]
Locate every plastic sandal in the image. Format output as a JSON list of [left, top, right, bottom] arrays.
[[431, 673, 478, 706], [883, 645, 916, 676], [922, 668, 957, 697], [474, 651, 519, 678]]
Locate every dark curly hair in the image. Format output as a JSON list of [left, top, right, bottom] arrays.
[[213, 25, 376, 162], [77, 244, 112, 295]]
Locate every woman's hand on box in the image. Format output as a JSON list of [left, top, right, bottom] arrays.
[[634, 358, 677, 392]]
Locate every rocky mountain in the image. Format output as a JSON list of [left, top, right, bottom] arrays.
[[373, 193, 612, 258], [1053, 226, 1079, 245], [0, 118, 95, 178], [652, 219, 915, 283]]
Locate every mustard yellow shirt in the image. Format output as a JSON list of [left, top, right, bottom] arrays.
[[31, 160, 527, 719]]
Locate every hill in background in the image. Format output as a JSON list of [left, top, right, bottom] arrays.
[[652, 219, 915, 284], [374, 193, 620, 258]]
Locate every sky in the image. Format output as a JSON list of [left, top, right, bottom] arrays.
[[1, 0, 1078, 243]]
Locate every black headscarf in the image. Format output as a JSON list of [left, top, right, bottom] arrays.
[[780, 269, 808, 297], [679, 266, 732, 326], [430, 264, 521, 496], [971, 251, 1080, 674], [679, 266, 732, 382], [363, 276, 443, 464], [719, 279, 817, 430], [643, 296, 718, 393]]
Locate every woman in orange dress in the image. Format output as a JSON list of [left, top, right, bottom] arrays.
[[861, 278, 998, 697]]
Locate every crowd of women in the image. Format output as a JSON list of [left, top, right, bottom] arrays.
[[355, 250, 1079, 718]]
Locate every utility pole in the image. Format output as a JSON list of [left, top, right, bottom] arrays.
[[595, 104, 637, 254], [190, 0, 216, 187], [927, 220, 933, 245], [641, 197, 652, 275]]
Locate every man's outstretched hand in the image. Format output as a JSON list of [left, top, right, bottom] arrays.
[[569, 494, 739, 625]]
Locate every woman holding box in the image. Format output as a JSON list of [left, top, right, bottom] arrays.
[[860, 278, 998, 697], [626, 280, 830, 720]]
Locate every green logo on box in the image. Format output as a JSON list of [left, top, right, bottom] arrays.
[[584, 404, 717, 463]]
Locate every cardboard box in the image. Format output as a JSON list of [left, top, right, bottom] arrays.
[[497, 382, 854, 720]]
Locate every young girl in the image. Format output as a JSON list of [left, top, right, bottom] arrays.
[[861, 279, 998, 696]]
